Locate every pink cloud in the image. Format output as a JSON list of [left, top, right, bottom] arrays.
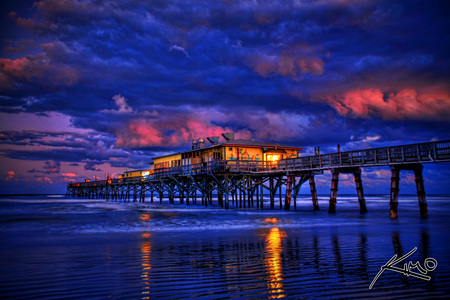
[[0, 54, 79, 89], [325, 85, 450, 120], [34, 176, 53, 184], [62, 173, 77, 177], [114, 115, 251, 148], [110, 105, 311, 148], [6, 171, 16, 181]]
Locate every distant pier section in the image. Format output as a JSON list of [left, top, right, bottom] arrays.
[[67, 133, 450, 218]]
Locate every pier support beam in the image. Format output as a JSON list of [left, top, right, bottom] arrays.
[[279, 176, 283, 210], [309, 176, 319, 211], [414, 165, 428, 217], [284, 175, 294, 211], [329, 169, 339, 213], [269, 177, 275, 210], [260, 181, 264, 209], [390, 166, 400, 218], [224, 176, 229, 209], [329, 167, 366, 214], [354, 169, 368, 213], [390, 164, 428, 218]]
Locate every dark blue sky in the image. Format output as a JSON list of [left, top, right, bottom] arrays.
[[0, 0, 449, 194]]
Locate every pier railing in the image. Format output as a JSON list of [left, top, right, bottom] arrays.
[[152, 160, 279, 178], [278, 140, 450, 171]]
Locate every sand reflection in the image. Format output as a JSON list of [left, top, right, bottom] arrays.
[[264, 225, 287, 298]]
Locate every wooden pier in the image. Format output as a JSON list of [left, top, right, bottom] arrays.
[[67, 140, 450, 218]]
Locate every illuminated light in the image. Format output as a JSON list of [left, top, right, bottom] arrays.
[[142, 232, 151, 238], [142, 171, 150, 177], [266, 154, 281, 162]]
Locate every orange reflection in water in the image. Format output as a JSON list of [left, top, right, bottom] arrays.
[[140, 213, 152, 221], [264, 227, 287, 298], [264, 218, 279, 225], [141, 232, 152, 300]]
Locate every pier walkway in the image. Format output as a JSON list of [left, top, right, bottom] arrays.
[[67, 140, 450, 218]]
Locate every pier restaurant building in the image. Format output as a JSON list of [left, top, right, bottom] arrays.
[[152, 133, 302, 172]]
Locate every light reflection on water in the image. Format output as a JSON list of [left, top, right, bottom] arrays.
[[264, 226, 287, 298], [141, 232, 152, 299]]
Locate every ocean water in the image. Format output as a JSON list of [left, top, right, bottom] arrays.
[[1, 194, 449, 299]]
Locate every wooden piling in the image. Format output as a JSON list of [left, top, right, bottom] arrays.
[[284, 175, 294, 211], [256, 181, 260, 208], [353, 169, 368, 213], [329, 169, 339, 213], [270, 177, 275, 210], [310, 176, 319, 211], [279, 176, 283, 210], [260, 182, 264, 209], [413, 164, 428, 217], [390, 166, 400, 218]]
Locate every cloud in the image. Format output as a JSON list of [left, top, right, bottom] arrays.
[[42, 160, 61, 173], [3, 39, 37, 53], [0, 128, 155, 172], [34, 176, 53, 184], [244, 46, 324, 78], [0, 52, 79, 89], [101, 95, 158, 117], [6, 171, 16, 181], [101, 94, 134, 114], [108, 104, 317, 148], [169, 45, 189, 58], [62, 172, 77, 177], [324, 86, 450, 120], [84, 161, 102, 171]]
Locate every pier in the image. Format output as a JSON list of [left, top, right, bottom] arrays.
[[67, 139, 450, 218]]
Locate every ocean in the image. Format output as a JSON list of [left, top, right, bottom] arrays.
[[1, 194, 449, 299]]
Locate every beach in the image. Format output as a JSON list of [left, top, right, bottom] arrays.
[[1, 194, 449, 299]]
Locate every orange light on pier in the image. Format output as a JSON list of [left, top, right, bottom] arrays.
[[266, 154, 281, 162]]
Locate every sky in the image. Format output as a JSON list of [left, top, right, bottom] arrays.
[[0, 0, 449, 195]]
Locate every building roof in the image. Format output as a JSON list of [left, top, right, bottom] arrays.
[[220, 139, 302, 149], [152, 139, 302, 160]]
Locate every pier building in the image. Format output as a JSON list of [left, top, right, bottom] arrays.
[[153, 132, 302, 173]]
